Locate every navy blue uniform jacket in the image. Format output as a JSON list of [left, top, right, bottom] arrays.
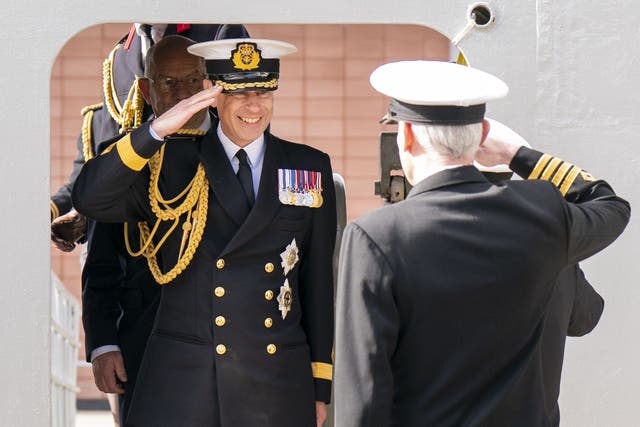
[[73, 120, 336, 427], [334, 147, 629, 427]]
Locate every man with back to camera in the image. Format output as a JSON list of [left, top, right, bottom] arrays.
[[333, 60, 629, 426], [73, 36, 336, 427]]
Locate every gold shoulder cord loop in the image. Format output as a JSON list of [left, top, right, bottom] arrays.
[[124, 129, 209, 285], [102, 43, 145, 133], [80, 103, 103, 162]]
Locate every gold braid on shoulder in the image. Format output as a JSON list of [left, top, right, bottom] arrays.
[[102, 43, 145, 134], [80, 102, 103, 162], [124, 129, 209, 285]]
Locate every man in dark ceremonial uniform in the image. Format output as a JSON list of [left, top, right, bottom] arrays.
[[49, 24, 248, 425], [73, 36, 336, 427], [333, 61, 629, 427], [50, 23, 247, 247]]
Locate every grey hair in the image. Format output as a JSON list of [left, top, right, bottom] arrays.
[[410, 122, 483, 160]]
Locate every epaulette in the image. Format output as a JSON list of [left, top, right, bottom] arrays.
[[80, 102, 104, 162], [528, 153, 597, 197]]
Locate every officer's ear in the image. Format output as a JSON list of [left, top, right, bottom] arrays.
[[479, 118, 491, 145], [401, 122, 415, 153], [138, 77, 151, 103]]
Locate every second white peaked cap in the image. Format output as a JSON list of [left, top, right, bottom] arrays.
[[188, 38, 297, 60], [371, 60, 509, 125]]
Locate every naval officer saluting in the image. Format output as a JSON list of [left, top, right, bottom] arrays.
[[73, 37, 336, 427], [333, 60, 629, 427]]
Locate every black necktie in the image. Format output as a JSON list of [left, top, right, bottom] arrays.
[[139, 24, 154, 47], [236, 149, 255, 207]]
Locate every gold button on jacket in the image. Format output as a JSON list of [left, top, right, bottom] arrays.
[[266, 344, 277, 354], [265, 290, 274, 300], [264, 318, 273, 328], [264, 262, 275, 273], [216, 344, 227, 355], [215, 316, 226, 327], [214, 286, 225, 297], [216, 259, 225, 269]]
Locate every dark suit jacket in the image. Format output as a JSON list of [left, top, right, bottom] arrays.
[[77, 32, 155, 423], [542, 264, 603, 426], [334, 147, 629, 427], [73, 119, 337, 427]]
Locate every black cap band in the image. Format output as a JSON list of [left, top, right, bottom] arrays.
[[386, 98, 486, 125], [206, 58, 280, 75]]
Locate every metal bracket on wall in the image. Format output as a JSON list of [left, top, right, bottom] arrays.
[[451, 2, 495, 46]]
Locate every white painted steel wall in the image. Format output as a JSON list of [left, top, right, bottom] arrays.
[[50, 273, 80, 427], [0, 1, 636, 425]]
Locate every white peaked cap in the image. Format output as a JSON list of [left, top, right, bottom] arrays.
[[371, 61, 509, 125], [370, 60, 508, 107], [188, 38, 297, 60]]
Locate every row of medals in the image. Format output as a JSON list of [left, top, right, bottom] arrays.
[[279, 188, 323, 208]]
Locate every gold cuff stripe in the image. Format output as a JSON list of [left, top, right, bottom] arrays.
[[551, 162, 573, 188], [540, 157, 563, 181], [311, 362, 333, 381], [50, 200, 60, 220], [528, 154, 552, 179], [116, 134, 148, 171], [559, 166, 582, 196]]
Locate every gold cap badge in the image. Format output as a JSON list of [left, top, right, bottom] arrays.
[[231, 43, 261, 71]]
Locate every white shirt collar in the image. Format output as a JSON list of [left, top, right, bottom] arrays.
[[150, 24, 168, 43], [216, 123, 265, 167]]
